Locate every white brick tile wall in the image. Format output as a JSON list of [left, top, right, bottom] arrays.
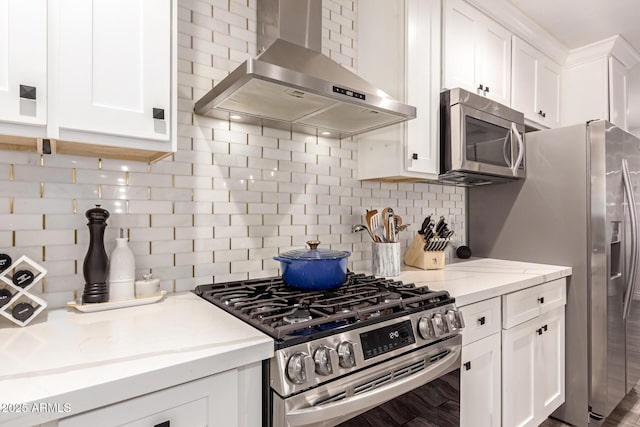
[[0, 0, 466, 310]]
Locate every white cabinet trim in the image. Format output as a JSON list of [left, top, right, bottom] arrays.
[[465, 0, 568, 64]]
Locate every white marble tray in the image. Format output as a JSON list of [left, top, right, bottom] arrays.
[[66, 290, 167, 312]]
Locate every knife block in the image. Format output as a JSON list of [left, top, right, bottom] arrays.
[[404, 235, 446, 270]]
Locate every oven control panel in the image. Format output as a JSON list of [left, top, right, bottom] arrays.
[[271, 304, 464, 397]]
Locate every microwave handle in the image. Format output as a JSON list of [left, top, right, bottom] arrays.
[[502, 133, 512, 168], [510, 123, 524, 176]]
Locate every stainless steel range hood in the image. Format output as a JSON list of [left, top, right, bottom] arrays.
[[193, 0, 416, 139]]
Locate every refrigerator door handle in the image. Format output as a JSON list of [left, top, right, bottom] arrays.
[[510, 122, 524, 176], [622, 158, 639, 319]]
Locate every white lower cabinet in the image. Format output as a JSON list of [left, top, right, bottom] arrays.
[[461, 333, 501, 427], [459, 297, 501, 427], [502, 283, 566, 427], [459, 279, 566, 427], [56, 362, 262, 427]]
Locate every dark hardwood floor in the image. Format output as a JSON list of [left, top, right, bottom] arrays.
[[541, 383, 640, 426]]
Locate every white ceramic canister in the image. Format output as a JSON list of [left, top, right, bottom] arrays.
[[135, 273, 160, 298], [108, 237, 136, 301]]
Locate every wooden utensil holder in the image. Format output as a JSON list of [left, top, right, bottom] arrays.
[[404, 235, 447, 270]]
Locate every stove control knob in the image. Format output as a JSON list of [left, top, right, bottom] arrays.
[[418, 316, 435, 339], [431, 313, 449, 336], [337, 341, 356, 368], [314, 346, 339, 376], [445, 309, 465, 331], [287, 352, 314, 385]]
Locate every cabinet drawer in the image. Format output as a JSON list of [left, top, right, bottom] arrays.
[[503, 278, 566, 329], [460, 297, 501, 346], [58, 372, 237, 427]]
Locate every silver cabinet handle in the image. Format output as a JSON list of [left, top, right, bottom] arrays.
[[510, 122, 524, 176], [623, 158, 639, 319]]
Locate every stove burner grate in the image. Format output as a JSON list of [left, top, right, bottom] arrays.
[[194, 273, 453, 342]]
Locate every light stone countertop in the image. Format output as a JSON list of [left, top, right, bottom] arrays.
[[394, 258, 572, 306], [0, 291, 274, 427]]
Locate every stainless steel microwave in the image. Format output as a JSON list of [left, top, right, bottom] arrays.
[[439, 88, 525, 186]]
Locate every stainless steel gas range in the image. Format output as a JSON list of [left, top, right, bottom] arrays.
[[195, 273, 464, 427]]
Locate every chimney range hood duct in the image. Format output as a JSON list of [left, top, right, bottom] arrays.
[[193, 0, 416, 138]]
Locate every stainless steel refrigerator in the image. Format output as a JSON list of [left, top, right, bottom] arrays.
[[468, 120, 640, 426]]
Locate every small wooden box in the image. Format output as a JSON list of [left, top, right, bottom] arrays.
[[404, 235, 447, 270]]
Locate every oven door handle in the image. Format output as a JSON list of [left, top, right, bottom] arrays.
[[285, 346, 461, 427]]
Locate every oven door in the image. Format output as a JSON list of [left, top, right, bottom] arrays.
[[449, 103, 525, 179], [272, 335, 461, 427]]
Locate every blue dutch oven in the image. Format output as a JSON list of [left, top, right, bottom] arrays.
[[274, 241, 351, 290]]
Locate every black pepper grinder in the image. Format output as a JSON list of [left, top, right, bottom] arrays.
[[81, 205, 110, 303]]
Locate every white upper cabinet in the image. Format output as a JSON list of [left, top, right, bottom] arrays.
[[0, 0, 176, 161], [443, 0, 512, 106], [512, 36, 561, 128], [561, 36, 638, 130], [609, 56, 628, 131], [52, 0, 172, 145], [357, 0, 440, 181], [0, 0, 47, 135]]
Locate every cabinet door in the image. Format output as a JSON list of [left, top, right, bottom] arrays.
[[479, 16, 511, 106], [54, 0, 171, 141], [461, 333, 501, 427], [536, 58, 561, 129], [0, 0, 46, 127], [536, 307, 565, 422], [442, 0, 481, 94], [511, 36, 537, 121], [512, 35, 561, 128], [58, 371, 239, 427], [503, 319, 537, 427], [609, 56, 628, 131]]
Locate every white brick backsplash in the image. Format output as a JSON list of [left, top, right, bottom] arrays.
[[192, 214, 228, 227], [194, 236, 230, 252], [100, 187, 144, 204], [128, 200, 173, 214], [192, 164, 229, 178], [176, 251, 212, 266], [45, 275, 84, 292], [15, 230, 74, 246], [174, 201, 212, 214], [231, 259, 262, 274], [247, 134, 278, 148], [214, 202, 247, 214], [151, 187, 192, 201], [129, 227, 173, 242], [0, 231, 12, 247], [0, 182, 40, 198], [151, 240, 193, 255], [215, 249, 248, 262], [175, 226, 212, 240], [0, 0, 466, 308], [0, 214, 42, 230], [13, 165, 73, 183], [193, 189, 228, 202]]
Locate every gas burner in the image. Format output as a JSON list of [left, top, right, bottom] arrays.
[[194, 272, 454, 345], [283, 308, 313, 325], [384, 292, 402, 303], [221, 292, 251, 305]]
